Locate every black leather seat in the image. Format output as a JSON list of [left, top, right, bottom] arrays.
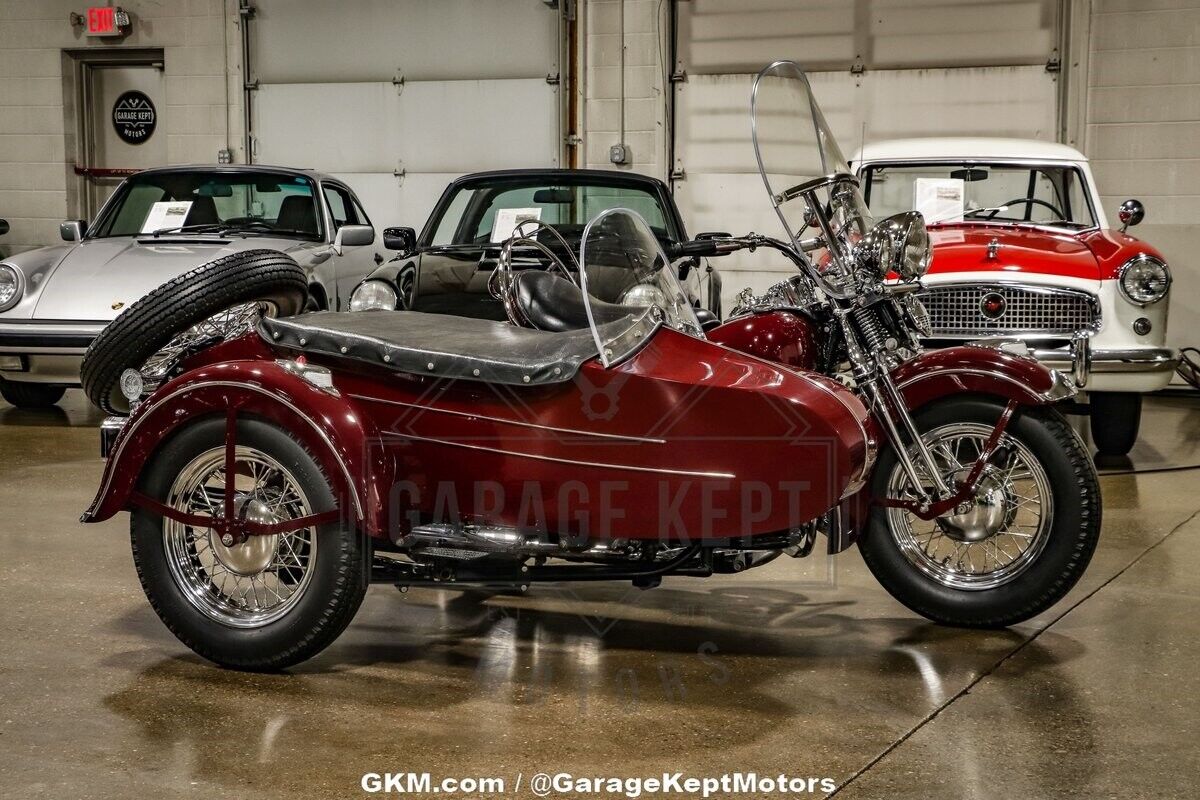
[[277, 195, 318, 234], [512, 270, 639, 333]]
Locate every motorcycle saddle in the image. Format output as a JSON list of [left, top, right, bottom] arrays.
[[512, 270, 640, 333], [258, 309, 633, 386]]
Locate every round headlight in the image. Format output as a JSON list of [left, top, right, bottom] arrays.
[[1118, 254, 1170, 305], [0, 263, 22, 312], [855, 211, 931, 283], [349, 280, 398, 312], [620, 282, 667, 308]]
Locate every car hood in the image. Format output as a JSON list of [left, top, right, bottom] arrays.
[[926, 224, 1100, 282], [32, 236, 309, 321]]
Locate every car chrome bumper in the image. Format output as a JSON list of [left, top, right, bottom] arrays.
[[963, 337, 1179, 389], [0, 321, 104, 384], [100, 416, 127, 458]]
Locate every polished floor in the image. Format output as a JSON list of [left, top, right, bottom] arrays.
[[1, 391, 1198, 799]]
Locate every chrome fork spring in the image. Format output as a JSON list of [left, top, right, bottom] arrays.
[[852, 306, 890, 353]]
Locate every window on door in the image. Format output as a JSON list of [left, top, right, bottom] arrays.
[[322, 185, 370, 232]]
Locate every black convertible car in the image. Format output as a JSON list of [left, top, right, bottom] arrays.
[[348, 169, 722, 322]]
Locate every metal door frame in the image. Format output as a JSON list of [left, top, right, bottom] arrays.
[[62, 47, 165, 220]]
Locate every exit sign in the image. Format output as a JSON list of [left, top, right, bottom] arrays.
[[86, 6, 130, 37]]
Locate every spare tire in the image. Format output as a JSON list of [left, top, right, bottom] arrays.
[[81, 249, 307, 415]]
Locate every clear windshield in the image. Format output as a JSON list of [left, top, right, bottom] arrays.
[[578, 209, 702, 367], [751, 61, 872, 286], [861, 163, 1097, 229]]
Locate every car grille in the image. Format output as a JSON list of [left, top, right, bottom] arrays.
[[918, 284, 1099, 337]]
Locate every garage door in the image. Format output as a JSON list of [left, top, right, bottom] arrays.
[[250, 0, 562, 233], [672, 0, 1063, 300]]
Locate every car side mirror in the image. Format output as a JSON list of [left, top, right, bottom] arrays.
[[60, 220, 87, 242], [1118, 199, 1144, 232], [383, 226, 417, 255], [0, 219, 8, 236], [332, 223, 374, 254]]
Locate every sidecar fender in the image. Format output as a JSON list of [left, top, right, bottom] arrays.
[[891, 345, 1076, 410], [81, 360, 394, 536]]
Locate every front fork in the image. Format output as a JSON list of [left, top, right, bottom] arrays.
[[862, 365, 1019, 522]]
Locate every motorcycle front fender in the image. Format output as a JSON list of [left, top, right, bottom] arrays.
[[890, 345, 1076, 411], [80, 360, 395, 537]]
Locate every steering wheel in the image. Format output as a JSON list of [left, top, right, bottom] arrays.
[[980, 197, 1067, 221], [489, 221, 579, 327]]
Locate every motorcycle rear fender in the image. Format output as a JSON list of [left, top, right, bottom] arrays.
[[81, 360, 395, 537], [890, 345, 1075, 410]]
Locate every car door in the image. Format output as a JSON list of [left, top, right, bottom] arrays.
[[321, 182, 380, 309]]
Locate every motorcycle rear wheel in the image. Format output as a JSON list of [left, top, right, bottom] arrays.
[[859, 397, 1100, 628], [130, 416, 368, 670]]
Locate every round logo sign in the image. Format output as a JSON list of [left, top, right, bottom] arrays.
[[111, 90, 157, 145]]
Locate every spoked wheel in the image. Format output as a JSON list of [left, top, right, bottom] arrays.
[[860, 397, 1101, 628], [81, 250, 307, 414], [132, 417, 368, 670]]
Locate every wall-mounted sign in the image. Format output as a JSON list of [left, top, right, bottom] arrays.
[[85, 6, 131, 37], [111, 91, 156, 145]]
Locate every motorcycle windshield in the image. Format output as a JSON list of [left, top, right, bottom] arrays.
[[751, 60, 872, 277], [578, 208, 703, 367]]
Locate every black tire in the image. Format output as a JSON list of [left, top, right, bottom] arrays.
[[0, 380, 66, 408], [1089, 391, 1142, 456], [131, 416, 368, 671], [81, 249, 307, 415], [859, 397, 1101, 628]]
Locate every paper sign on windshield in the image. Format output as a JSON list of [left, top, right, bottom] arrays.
[[491, 207, 542, 243], [141, 200, 194, 233], [914, 179, 963, 225]]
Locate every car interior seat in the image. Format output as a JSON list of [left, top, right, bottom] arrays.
[[277, 195, 318, 235]]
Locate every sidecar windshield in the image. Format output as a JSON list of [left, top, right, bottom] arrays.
[[751, 60, 872, 277], [579, 208, 703, 367]]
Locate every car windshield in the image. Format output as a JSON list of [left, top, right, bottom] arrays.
[[861, 163, 1096, 229], [427, 177, 674, 248], [89, 170, 322, 240]]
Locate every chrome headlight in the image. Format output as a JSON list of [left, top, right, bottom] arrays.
[[855, 211, 931, 283], [620, 282, 667, 308], [0, 263, 22, 312], [349, 280, 398, 312], [1118, 254, 1171, 305]]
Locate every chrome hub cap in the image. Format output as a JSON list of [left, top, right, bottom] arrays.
[[163, 446, 317, 628], [886, 422, 1052, 591], [937, 468, 1008, 543]]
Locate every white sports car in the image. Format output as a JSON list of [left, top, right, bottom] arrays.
[[0, 165, 383, 407]]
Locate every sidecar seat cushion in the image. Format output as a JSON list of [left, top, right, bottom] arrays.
[[513, 270, 641, 333], [258, 310, 634, 386]]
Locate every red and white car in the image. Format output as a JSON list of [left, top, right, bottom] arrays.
[[853, 138, 1178, 456]]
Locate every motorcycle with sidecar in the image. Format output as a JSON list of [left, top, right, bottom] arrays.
[[80, 61, 1099, 670]]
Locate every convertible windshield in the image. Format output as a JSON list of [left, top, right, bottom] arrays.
[[861, 163, 1096, 229], [90, 170, 322, 240], [428, 177, 673, 248]]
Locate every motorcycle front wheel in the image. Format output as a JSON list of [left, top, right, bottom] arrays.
[[859, 397, 1101, 628]]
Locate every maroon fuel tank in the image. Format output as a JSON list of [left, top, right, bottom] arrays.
[[707, 310, 819, 371]]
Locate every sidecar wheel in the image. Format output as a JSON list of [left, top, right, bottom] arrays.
[[130, 416, 368, 671], [859, 397, 1101, 628]]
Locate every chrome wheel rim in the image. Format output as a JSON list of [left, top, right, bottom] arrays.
[[163, 445, 317, 628], [142, 301, 276, 382], [886, 422, 1053, 590]]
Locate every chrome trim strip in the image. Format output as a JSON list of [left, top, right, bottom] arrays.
[[89, 379, 365, 520], [346, 393, 666, 444], [382, 432, 735, 479]]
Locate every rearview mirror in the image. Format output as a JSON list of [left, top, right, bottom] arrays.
[[1118, 199, 1144, 232], [60, 220, 87, 242], [383, 226, 417, 255], [532, 188, 573, 204], [949, 168, 988, 182], [332, 223, 374, 254]]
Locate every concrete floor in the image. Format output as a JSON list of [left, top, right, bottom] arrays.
[[1, 391, 1198, 799]]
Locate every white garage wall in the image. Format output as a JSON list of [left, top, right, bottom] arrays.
[[1079, 0, 1200, 350], [249, 0, 562, 232], [669, 0, 1063, 304]]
